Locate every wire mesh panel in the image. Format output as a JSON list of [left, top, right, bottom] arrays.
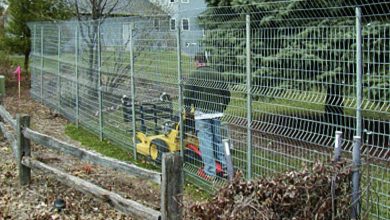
[[132, 18, 180, 161], [250, 25, 358, 176], [99, 22, 133, 150], [30, 24, 41, 100], [28, 1, 389, 218], [58, 24, 77, 121], [361, 22, 390, 219]]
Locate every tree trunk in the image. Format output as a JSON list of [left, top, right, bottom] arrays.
[[24, 52, 29, 75]]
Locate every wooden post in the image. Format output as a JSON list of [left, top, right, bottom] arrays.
[[161, 153, 183, 220], [16, 114, 31, 185]]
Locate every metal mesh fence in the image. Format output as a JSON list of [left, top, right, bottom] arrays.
[[29, 1, 389, 219]]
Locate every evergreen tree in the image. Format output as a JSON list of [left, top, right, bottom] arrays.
[[5, 0, 71, 71], [200, 0, 390, 123]]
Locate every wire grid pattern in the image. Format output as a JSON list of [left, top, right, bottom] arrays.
[[29, 1, 389, 218]]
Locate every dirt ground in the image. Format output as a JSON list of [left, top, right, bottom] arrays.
[[0, 89, 172, 220]]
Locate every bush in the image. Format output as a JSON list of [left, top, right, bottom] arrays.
[[189, 160, 352, 220]]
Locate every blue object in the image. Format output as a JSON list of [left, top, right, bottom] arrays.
[[195, 118, 226, 176]]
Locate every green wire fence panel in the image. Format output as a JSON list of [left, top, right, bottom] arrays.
[[28, 1, 389, 219]]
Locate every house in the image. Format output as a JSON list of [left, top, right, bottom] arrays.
[[150, 0, 208, 56], [65, 0, 207, 55]]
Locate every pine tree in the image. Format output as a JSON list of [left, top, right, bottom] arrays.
[[5, 0, 71, 71], [199, 0, 390, 142], [200, 0, 390, 121]]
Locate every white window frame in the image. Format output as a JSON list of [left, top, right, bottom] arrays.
[[182, 18, 190, 31], [153, 19, 160, 30], [170, 18, 176, 31]]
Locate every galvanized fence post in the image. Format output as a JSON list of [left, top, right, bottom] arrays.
[[351, 7, 363, 220], [334, 131, 343, 162], [97, 23, 103, 141], [332, 131, 343, 219], [351, 136, 362, 219], [246, 14, 252, 180], [130, 23, 137, 160], [75, 23, 79, 128], [57, 25, 61, 110], [356, 7, 363, 138], [40, 26, 44, 103], [177, 22, 184, 157]]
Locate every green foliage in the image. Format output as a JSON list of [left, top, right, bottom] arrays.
[[4, 0, 71, 69], [201, 0, 390, 102]]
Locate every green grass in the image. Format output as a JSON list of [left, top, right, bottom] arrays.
[[38, 50, 193, 84], [65, 123, 157, 170], [65, 123, 211, 203], [9, 55, 25, 67], [34, 49, 390, 121], [226, 89, 390, 120]]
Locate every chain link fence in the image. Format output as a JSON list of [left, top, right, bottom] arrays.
[[29, 1, 389, 219]]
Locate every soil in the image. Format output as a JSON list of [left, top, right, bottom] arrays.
[[0, 87, 171, 219]]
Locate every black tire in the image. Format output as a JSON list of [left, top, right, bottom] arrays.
[[150, 139, 169, 164]]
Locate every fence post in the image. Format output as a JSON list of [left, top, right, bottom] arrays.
[[351, 7, 363, 220], [332, 131, 343, 219], [246, 14, 252, 180], [75, 23, 79, 128], [40, 26, 44, 103], [130, 23, 137, 160], [351, 136, 362, 219], [334, 131, 343, 162], [16, 114, 31, 186], [176, 22, 184, 157], [355, 7, 363, 138], [161, 153, 183, 220], [57, 25, 61, 110], [97, 23, 103, 141]]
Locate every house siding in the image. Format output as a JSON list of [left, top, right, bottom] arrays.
[[166, 0, 207, 56]]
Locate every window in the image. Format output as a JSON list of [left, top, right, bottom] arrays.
[[170, 0, 175, 2], [181, 0, 189, 3], [170, 19, 176, 31], [182, 18, 189, 31], [153, 19, 160, 30]]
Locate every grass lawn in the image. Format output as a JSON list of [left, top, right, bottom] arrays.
[[31, 49, 390, 120], [9, 55, 26, 67]]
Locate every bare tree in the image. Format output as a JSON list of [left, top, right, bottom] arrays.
[[71, 0, 122, 95], [70, 0, 174, 106]]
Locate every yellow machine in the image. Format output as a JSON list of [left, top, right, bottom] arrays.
[[135, 124, 178, 163], [135, 117, 199, 164], [127, 93, 231, 178]]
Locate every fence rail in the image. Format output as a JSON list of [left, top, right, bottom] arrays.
[[28, 1, 390, 219], [0, 105, 183, 220]]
